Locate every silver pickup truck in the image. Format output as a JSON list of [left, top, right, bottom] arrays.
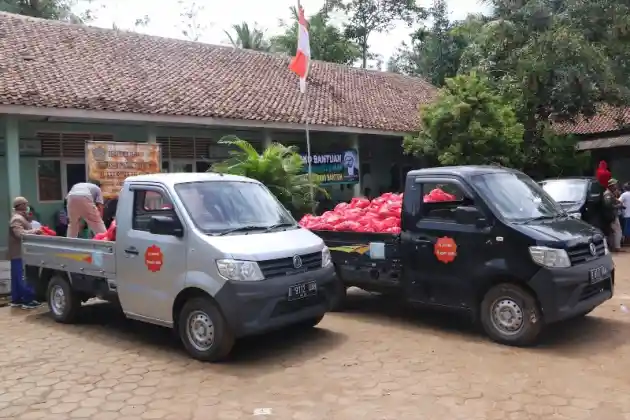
[[23, 173, 336, 362]]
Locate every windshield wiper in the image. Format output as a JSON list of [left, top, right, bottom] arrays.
[[521, 215, 559, 223], [216, 225, 267, 236], [264, 222, 296, 232]]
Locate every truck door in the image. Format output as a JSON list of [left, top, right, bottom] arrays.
[[116, 185, 187, 324], [402, 177, 492, 309]]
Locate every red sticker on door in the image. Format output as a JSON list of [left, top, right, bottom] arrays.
[[145, 245, 163, 272], [434, 237, 457, 264]]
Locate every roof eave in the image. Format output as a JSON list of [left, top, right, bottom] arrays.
[[0, 104, 408, 137]]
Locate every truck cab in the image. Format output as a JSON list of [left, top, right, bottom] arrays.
[[24, 173, 336, 361], [316, 166, 614, 346]]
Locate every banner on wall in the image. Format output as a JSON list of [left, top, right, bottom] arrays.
[[86, 141, 162, 198], [300, 149, 359, 184]]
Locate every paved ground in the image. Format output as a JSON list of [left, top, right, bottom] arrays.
[[2, 258, 630, 420]]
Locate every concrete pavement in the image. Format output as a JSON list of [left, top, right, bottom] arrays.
[[2, 257, 630, 419]]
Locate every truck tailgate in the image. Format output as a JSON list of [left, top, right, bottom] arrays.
[[22, 235, 116, 278], [312, 230, 401, 288]]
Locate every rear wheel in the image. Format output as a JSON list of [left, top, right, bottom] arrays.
[[480, 283, 542, 346], [47, 275, 81, 324], [178, 297, 234, 362]]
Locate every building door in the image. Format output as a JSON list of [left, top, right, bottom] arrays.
[[64, 162, 86, 195]]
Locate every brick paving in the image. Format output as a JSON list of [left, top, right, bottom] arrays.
[[2, 257, 630, 419]]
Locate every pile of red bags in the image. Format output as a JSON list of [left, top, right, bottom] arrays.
[[299, 188, 457, 234], [94, 220, 117, 241], [299, 193, 403, 234]]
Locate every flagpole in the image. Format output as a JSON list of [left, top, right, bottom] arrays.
[[304, 86, 315, 214]]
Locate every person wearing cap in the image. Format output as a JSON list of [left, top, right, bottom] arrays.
[[603, 179, 623, 252], [66, 180, 106, 238], [7, 197, 42, 309]]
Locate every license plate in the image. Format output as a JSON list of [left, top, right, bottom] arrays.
[[288, 281, 317, 301], [589, 266, 608, 284]]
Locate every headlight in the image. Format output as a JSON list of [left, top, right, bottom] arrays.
[[568, 212, 581, 219], [528, 246, 571, 268], [604, 240, 609, 255], [216, 259, 264, 281], [322, 246, 332, 268]]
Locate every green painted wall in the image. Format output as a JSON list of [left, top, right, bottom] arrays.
[[1, 118, 407, 252]]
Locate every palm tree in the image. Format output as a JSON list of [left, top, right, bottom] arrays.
[[210, 136, 326, 216], [223, 22, 271, 52]]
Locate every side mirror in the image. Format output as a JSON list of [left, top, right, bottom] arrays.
[[148, 215, 183, 237], [454, 205, 487, 227]]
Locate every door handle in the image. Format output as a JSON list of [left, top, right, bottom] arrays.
[[124, 247, 139, 255]]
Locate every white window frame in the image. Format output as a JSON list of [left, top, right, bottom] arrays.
[[36, 157, 87, 203]]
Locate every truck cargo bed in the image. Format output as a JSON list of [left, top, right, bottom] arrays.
[[312, 230, 402, 290], [22, 235, 116, 278]]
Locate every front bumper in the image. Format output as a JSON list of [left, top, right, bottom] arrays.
[[529, 254, 614, 324], [214, 265, 336, 337]]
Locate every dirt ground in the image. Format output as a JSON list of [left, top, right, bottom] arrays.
[[2, 256, 630, 419]]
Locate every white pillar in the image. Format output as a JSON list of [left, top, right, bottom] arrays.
[[5, 117, 20, 207], [350, 133, 361, 197], [147, 125, 157, 144], [263, 129, 272, 149]]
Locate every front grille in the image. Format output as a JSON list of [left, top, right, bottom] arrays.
[[568, 240, 606, 265], [258, 252, 322, 279]]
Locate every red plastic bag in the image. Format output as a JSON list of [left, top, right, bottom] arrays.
[[40, 225, 56, 236], [94, 232, 108, 240], [349, 197, 371, 209]]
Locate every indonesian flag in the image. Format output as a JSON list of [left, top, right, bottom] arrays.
[[289, 1, 310, 93]]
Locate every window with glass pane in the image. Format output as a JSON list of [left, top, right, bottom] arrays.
[[37, 160, 62, 201]]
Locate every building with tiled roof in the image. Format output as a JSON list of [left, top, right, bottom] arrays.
[[0, 12, 435, 251], [0, 12, 436, 133]]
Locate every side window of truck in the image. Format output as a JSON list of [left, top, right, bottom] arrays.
[[132, 189, 175, 231], [419, 182, 469, 222]]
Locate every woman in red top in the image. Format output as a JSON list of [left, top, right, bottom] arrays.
[[596, 160, 612, 188]]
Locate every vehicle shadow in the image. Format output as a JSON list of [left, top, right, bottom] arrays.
[[534, 314, 630, 356], [24, 301, 347, 375], [339, 289, 483, 341], [340, 289, 630, 352]]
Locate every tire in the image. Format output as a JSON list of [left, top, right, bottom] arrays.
[[329, 277, 348, 312], [178, 297, 235, 362], [480, 283, 542, 346], [47, 275, 81, 324]]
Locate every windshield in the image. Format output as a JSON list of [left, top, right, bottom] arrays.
[[174, 181, 296, 234], [540, 179, 588, 203], [470, 172, 565, 222]]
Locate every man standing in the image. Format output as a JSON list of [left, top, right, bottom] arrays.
[[7, 197, 42, 309], [603, 179, 623, 252], [66, 180, 106, 238]]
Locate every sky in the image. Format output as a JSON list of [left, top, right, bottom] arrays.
[[82, 0, 490, 65]]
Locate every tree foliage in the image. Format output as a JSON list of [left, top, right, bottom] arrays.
[[403, 72, 525, 167], [456, 0, 630, 175], [211, 137, 326, 216], [224, 22, 271, 52], [178, 0, 207, 42], [339, 0, 424, 68], [271, 6, 360, 65], [388, 9, 487, 86], [0, 0, 93, 22]]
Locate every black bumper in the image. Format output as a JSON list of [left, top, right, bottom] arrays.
[[214, 265, 336, 337], [528, 254, 614, 324]]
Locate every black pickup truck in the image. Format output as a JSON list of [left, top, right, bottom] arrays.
[[314, 166, 614, 346]]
